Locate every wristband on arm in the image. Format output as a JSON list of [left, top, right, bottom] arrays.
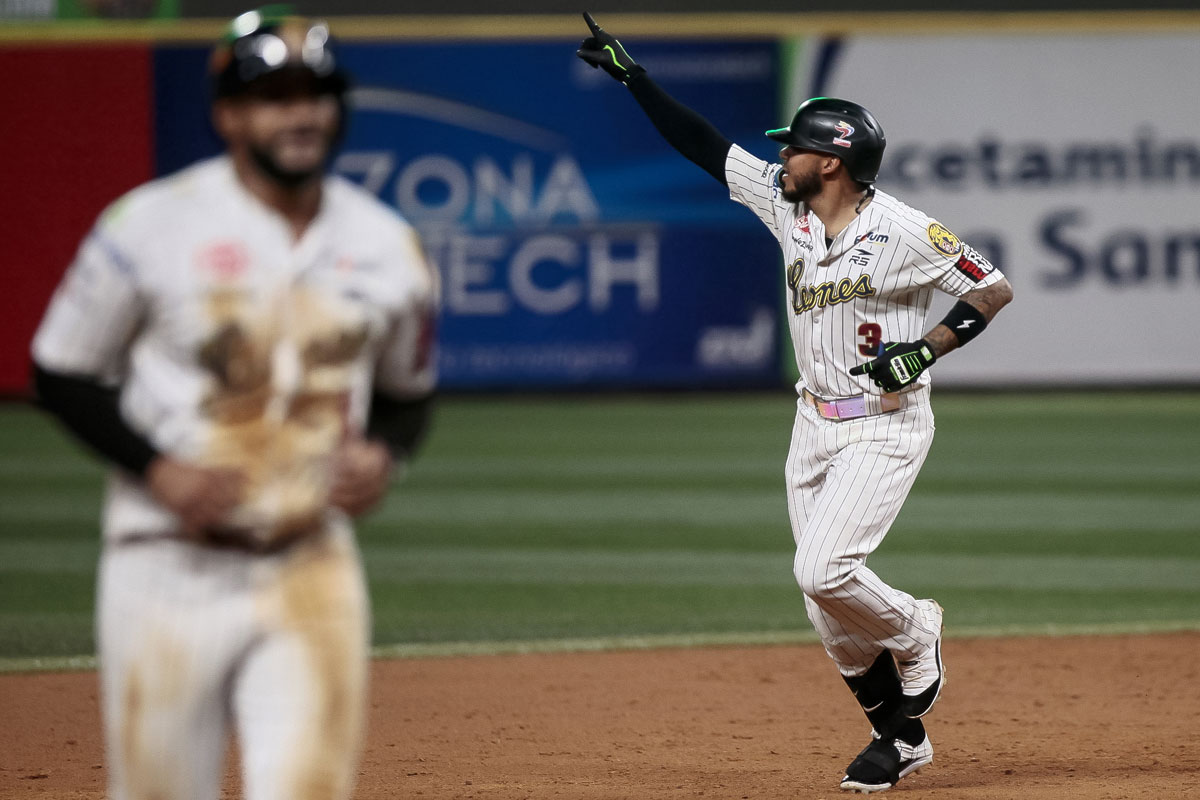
[[939, 300, 988, 346]]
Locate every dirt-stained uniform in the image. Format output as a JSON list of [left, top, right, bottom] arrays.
[[31, 10, 436, 800]]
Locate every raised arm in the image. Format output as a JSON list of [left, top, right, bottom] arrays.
[[577, 12, 733, 185]]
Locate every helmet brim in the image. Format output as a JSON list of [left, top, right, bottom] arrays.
[[227, 65, 348, 100]]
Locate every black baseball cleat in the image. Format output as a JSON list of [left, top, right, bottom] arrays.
[[839, 733, 934, 794]]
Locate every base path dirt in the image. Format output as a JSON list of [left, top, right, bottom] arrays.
[[3, 632, 1198, 799]]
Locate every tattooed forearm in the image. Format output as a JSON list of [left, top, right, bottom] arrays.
[[924, 325, 960, 359], [925, 277, 1014, 358], [960, 278, 1015, 322]]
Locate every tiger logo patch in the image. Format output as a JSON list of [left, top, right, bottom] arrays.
[[927, 222, 963, 257]]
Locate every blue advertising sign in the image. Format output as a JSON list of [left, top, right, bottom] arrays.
[[154, 38, 784, 388]]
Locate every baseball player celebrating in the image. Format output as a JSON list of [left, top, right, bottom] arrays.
[[31, 7, 437, 799], [577, 13, 1012, 794]]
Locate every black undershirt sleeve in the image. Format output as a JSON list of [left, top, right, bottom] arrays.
[[32, 362, 160, 478], [625, 71, 733, 186], [366, 391, 434, 461], [33, 364, 434, 475]]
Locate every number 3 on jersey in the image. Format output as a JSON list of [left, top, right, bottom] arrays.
[[858, 322, 882, 356]]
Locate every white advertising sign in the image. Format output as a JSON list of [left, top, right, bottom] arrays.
[[787, 34, 1200, 385]]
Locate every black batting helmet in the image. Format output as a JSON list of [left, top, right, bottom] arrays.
[[209, 5, 348, 100], [766, 97, 886, 184]]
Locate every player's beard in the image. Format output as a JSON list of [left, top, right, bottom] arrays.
[[248, 129, 332, 189], [780, 166, 822, 204]]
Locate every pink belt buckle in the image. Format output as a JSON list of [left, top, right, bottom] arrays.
[[811, 392, 869, 421], [837, 396, 867, 419]]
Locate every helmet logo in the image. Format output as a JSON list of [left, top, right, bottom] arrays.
[[833, 121, 854, 148]]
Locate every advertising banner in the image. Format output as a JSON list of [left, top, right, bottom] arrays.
[[0, 45, 152, 394], [785, 34, 1200, 385], [16, 30, 1193, 391], [155, 39, 784, 389]]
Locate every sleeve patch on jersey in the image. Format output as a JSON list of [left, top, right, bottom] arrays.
[[414, 309, 437, 372], [955, 252, 987, 282], [952, 244, 995, 283], [926, 222, 963, 257]]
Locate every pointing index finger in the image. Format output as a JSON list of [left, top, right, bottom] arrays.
[[582, 11, 603, 35]]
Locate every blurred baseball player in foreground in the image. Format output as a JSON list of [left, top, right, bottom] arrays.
[[578, 13, 1012, 794], [32, 6, 437, 798]]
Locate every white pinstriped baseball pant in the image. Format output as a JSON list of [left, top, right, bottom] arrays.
[[785, 386, 942, 677]]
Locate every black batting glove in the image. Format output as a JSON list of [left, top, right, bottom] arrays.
[[577, 11, 644, 84], [849, 340, 937, 392]]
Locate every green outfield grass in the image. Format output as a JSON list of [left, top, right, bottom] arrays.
[[1, 391, 1198, 666]]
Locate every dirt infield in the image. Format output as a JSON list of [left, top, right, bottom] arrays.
[[3, 632, 1198, 799]]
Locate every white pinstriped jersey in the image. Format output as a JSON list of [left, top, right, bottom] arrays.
[[33, 156, 437, 542], [725, 144, 1005, 399]]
